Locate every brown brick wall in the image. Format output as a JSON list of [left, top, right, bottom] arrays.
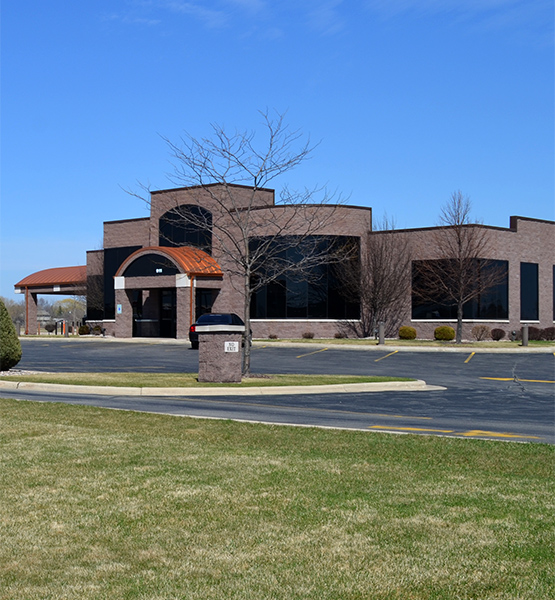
[[103, 218, 150, 249], [387, 217, 554, 340]]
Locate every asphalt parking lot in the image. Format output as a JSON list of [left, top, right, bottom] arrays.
[[7, 339, 555, 443]]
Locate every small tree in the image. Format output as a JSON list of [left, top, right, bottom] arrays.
[[413, 191, 506, 344], [0, 298, 22, 371], [132, 111, 344, 375], [338, 218, 412, 337]]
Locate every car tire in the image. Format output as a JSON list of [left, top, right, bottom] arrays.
[[191, 341, 199, 350]]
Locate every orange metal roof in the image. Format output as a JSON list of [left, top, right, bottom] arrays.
[[15, 266, 87, 289], [116, 246, 223, 277]]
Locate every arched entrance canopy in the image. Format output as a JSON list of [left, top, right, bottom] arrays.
[[113, 246, 223, 339], [14, 266, 87, 335], [115, 246, 222, 278]]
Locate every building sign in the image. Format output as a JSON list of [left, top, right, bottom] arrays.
[[224, 341, 239, 353], [116, 303, 122, 314]]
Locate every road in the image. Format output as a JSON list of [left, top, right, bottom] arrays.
[[4, 339, 554, 443]]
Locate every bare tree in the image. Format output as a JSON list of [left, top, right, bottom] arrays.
[[133, 111, 343, 374], [0, 296, 25, 327], [338, 217, 412, 338], [413, 191, 505, 343]]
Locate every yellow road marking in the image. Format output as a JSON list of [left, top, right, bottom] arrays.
[[480, 377, 555, 384], [461, 430, 541, 439], [379, 414, 432, 420], [369, 426, 454, 433], [296, 348, 329, 358], [374, 350, 399, 362], [369, 426, 541, 440], [464, 352, 475, 363]]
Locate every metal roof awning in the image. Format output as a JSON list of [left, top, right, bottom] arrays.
[[15, 266, 87, 295]]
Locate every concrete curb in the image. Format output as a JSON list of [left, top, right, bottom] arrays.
[[0, 379, 443, 397]]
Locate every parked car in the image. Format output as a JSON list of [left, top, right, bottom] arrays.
[[189, 313, 246, 349]]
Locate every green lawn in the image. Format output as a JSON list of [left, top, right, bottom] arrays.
[[1, 398, 553, 600], [0, 372, 411, 387], [259, 338, 555, 348]]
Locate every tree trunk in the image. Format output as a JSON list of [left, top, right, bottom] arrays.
[[243, 274, 252, 376]]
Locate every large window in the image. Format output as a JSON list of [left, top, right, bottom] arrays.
[[412, 259, 509, 320], [520, 262, 539, 321], [122, 254, 179, 278], [159, 205, 212, 253], [102, 246, 142, 319], [250, 236, 360, 320]]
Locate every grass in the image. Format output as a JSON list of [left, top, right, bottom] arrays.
[[0, 398, 553, 600], [260, 338, 555, 348], [0, 372, 411, 388]]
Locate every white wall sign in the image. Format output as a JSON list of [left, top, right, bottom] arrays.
[[116, 304, 122, 315], [224, 341, 239, 353]]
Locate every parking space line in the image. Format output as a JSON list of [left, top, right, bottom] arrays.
[[464, 352, 475, 363], [374, 350, 399, 362], [460, 430, 541, 439], [369, 426, 454, 433], [480, 377, 555, 384], [296, 348, 329, 358]]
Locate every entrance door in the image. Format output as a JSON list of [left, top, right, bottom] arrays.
[[160, 289, 177, 338], [195, 289, 217, 320]]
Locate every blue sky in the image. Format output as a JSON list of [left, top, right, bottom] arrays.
[[1, 0, 553, 301]]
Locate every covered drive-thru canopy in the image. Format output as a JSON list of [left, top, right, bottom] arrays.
[[14, 266, 87, 334]]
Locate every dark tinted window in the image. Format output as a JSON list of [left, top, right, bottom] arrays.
[[159, 205, 212, 253], [249, 236, 360, 320], [123, 254, 179, 277], [412, 259, 509, 320], [103, 246, 141, 319], [520, 262, 539, 320]]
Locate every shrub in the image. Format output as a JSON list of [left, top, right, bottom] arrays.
[[78, 325, 90, 335], [471, 324, 491, 341], [491, 328, 506, 341], [0, 298, 22, 371], [541, 327, 555, 341], [398, 326, 417, 340], [302, 331, 314, 339], [334, 332, 347, 339], [92, 325, 102, 335], [434, 326, 455, 341], [268, 334, 278, 340], [526, 326, 542, 341], [44, 322, 56, 334]]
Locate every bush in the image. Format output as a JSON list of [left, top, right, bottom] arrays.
[[334, 332, 347, 339], [92, 325, 102, 335], [434, 326, 455, 341], [268, 334, 278, 340], [78, 325, 90, 335], [0, 298, 22, 371], [471, 324, 491, 341], [491, 328, 506, 341], [302, 331, 314, 339], [398, 326, 417, 340], [526, 326, 542, 341], [541, 327, 555, 341], [44, 322, 56, 334]]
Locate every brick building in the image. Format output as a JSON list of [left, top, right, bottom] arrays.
[[15, 184, 554, 340]]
